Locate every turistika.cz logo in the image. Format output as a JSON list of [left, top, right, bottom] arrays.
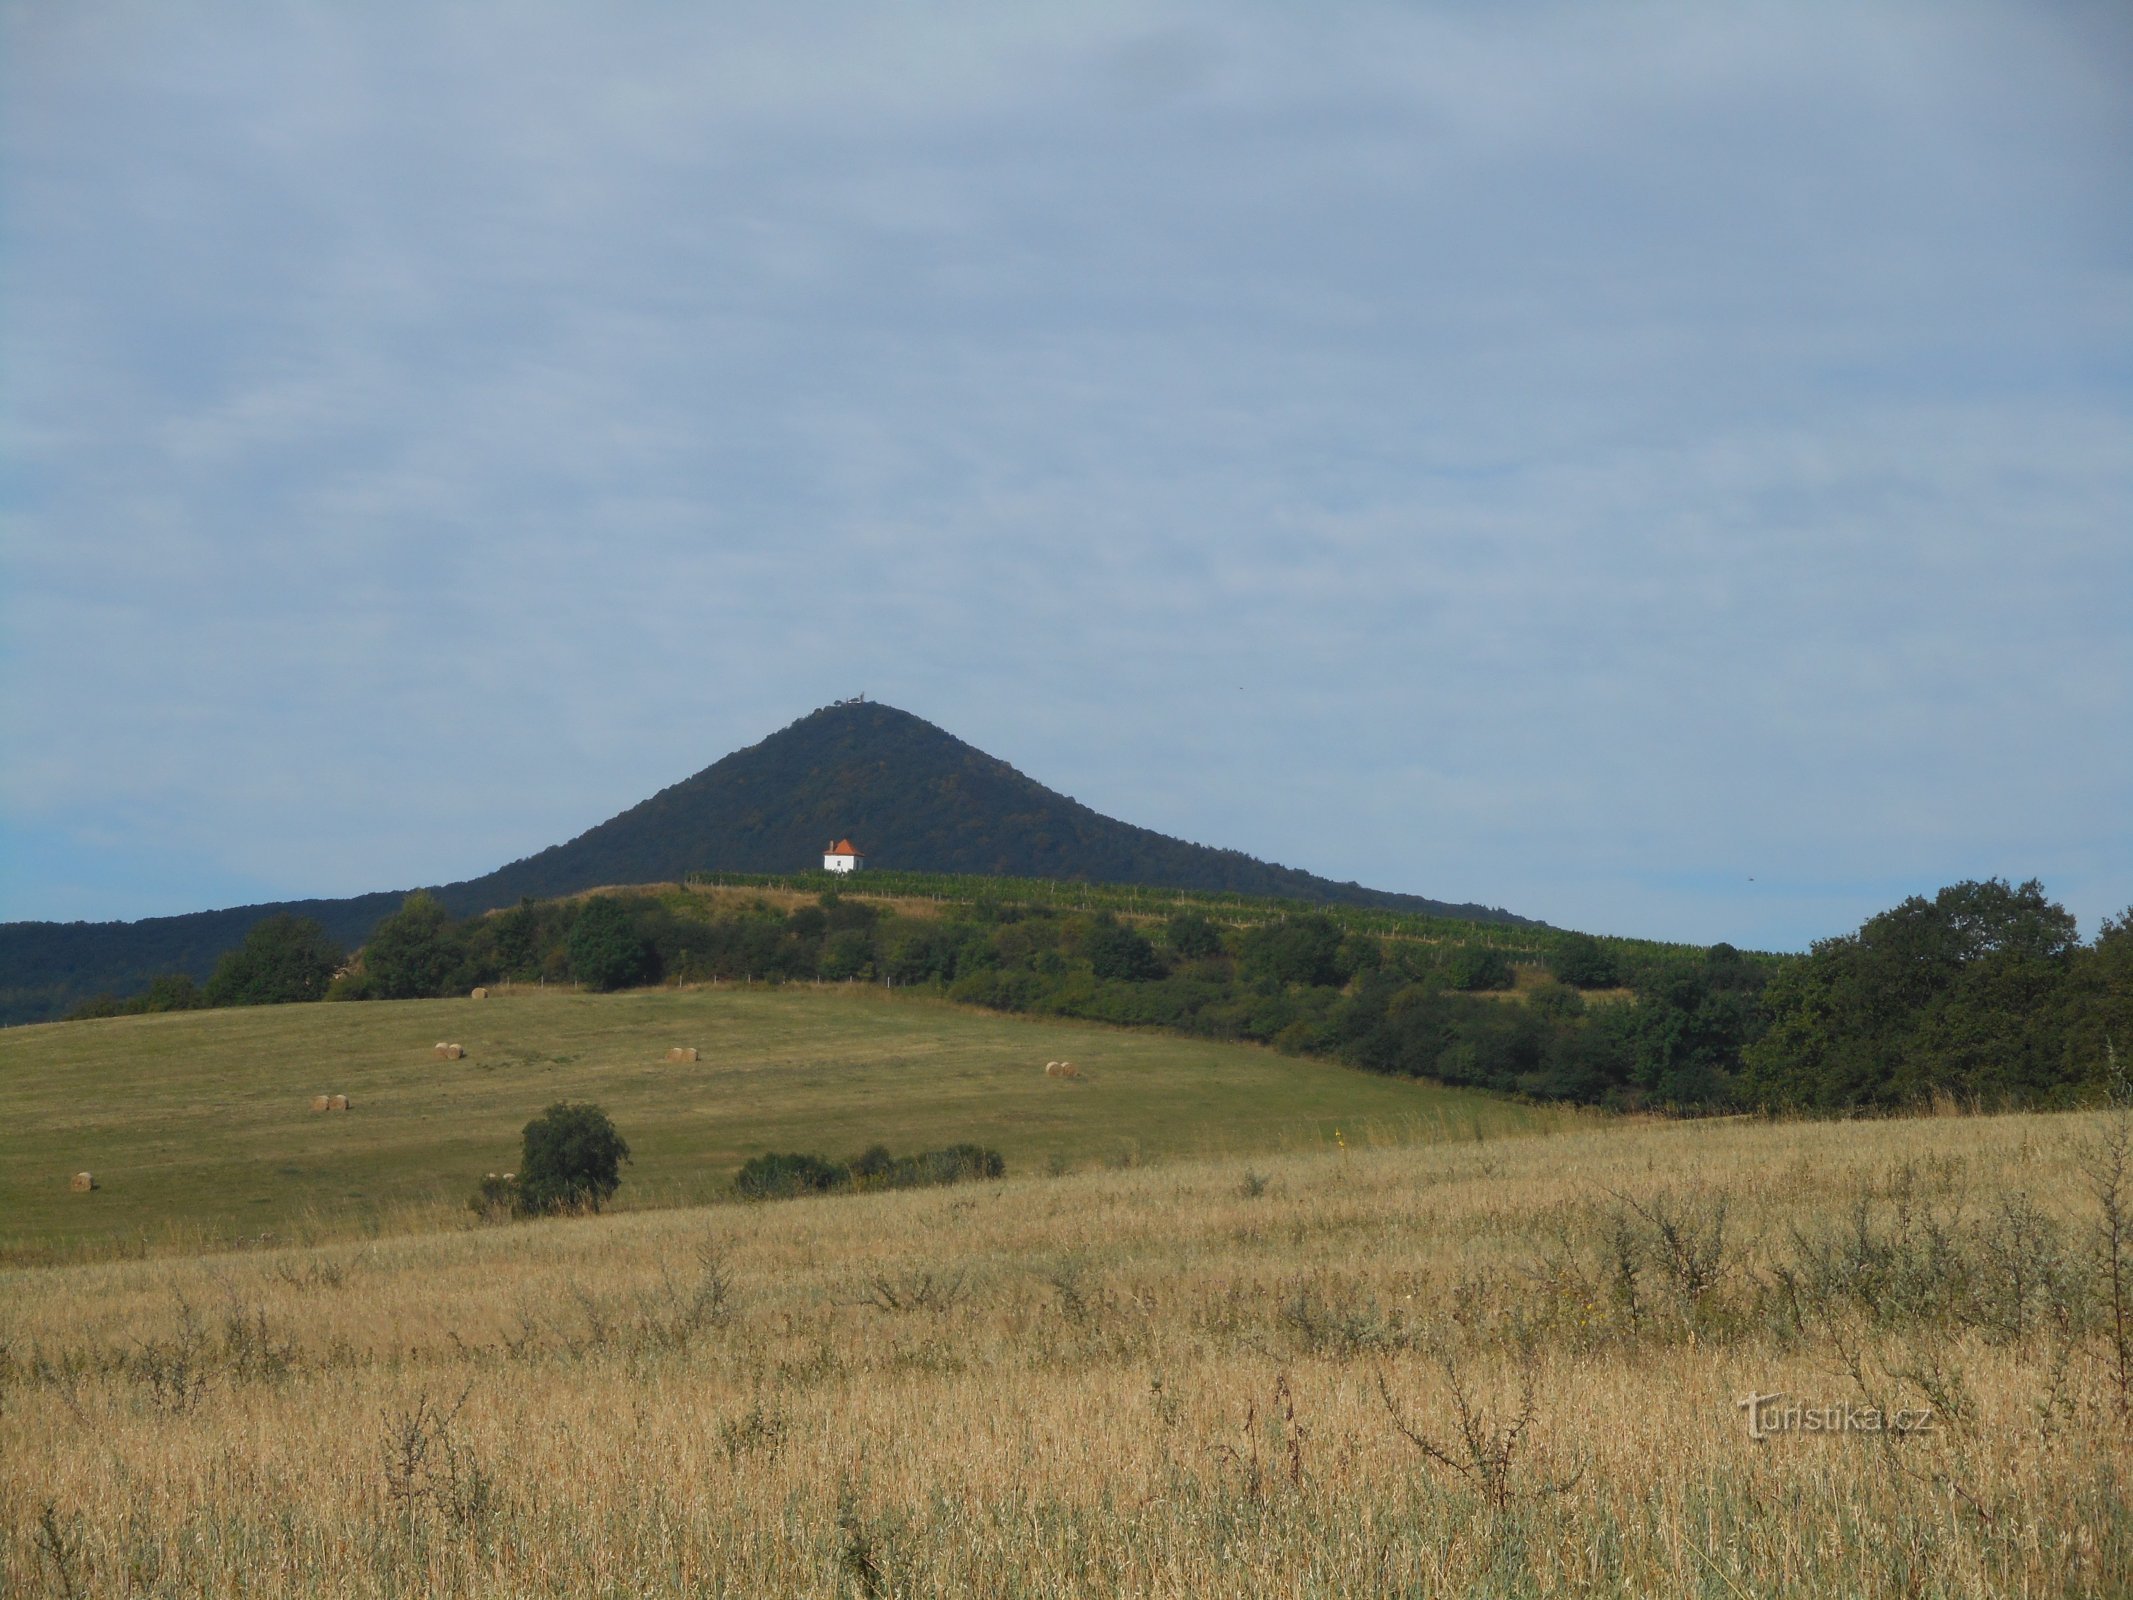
[[1736, 1391, 1936, 1441]]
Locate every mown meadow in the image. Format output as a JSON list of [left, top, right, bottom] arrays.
[[0, 984, 1563, 1262], [5, 1101, 2129, 1597]]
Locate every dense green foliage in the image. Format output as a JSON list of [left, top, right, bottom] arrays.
[[736, 1142, 1005, 1200], [1741, 880, 2129, 1109], [63, 972, 208, 1022], [305, 880, 1764, 1107], [203, 915, 342, 1007], [345, 892, 467, 1000], [566, 896, 660, 992], [8, 890, 404, 1027], [252, 872, 2125, 1113], [28, 842, 2127, 1117], [515, 1102, 631, 1215]]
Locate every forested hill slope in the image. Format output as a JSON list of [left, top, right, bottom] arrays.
[[464, 702, 1528, 923], [0, 701, 1530, 1023]]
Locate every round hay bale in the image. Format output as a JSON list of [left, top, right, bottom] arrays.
[[433, 1042, 451, 1057], [70, 1171, 96, 1192], [440, 1044, 464, 1060], [470, 987, 489, 1000], [666, 1046, 700, 1063], [310, 1093, 331, 1112], [1057, 1060, 1080, 1079], [328, 1094, 350, 1112]]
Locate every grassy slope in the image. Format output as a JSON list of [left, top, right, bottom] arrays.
[[0, 983, 1570, 1258]]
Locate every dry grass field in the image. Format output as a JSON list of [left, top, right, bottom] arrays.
[[0, 984, 1566, 1262], [5, 1100, 2129, 1597]]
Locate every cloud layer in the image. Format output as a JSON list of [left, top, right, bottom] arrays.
[[4, 1, 2128, 946]]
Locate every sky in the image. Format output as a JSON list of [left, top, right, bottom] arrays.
[[2, 1, 2128, 951]]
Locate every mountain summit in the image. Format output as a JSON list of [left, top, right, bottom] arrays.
[[0, 702, 1529, 1023], [464, 701, 1522, 920]]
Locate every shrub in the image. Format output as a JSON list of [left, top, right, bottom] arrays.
[[737, 1143, 1006, 1200], [820, 928, 875, 981], [1239, 915, 1347, 988], [1085, 916, 1164, 982], [516, 1102, 630, 1215], [1164, 911, 1224, 960], [736, 1151, 848, 1199], [467, 1173, 519, 1221], [67, 973, 211, 1022], [907, 1143, 1005, 1185]]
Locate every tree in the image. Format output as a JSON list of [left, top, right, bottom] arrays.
[[1085, 915, 1164, 982], [1239, 914, 1346, 988], [517, 1102, 631, 1214], [567, 896, 659, 992], [360, 892, 468, 999], [1549, 933, 1618, 989], [1742, 878, 2082, 1110], [136, 972, 208, 1013], [1164, 912, 1224, 960], [205, 915, 342, 1007], [1444, 945, 1514, 992]]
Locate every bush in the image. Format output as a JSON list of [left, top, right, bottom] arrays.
[[900, 1143, 1005, 1186], [65, 972, 207, 1021], [1239, 915, 1347, 988], [736, 1151, 848, 1199], [1164, 911, 1224, 959], [737, 1143, 1006, 1200], [1085, 915, 1164, 982], [467, 1172, 519, 1221], [516, 1102, 630, 1215]]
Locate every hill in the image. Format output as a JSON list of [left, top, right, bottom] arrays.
[[0, 984, 1567, 1259], [0, 702, 1531, 1023]]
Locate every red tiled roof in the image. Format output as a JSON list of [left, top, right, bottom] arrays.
[[826, 839, 862, 856]]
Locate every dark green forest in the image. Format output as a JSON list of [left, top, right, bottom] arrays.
[[73, 874, 2130, 1114]]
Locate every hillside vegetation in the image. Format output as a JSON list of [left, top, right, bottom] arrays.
[[0, 701, 1528, 1024], [98, 867, 2120, 1115], [6, 1106, 2129, 1596], [0, 985, 1565, 1261]]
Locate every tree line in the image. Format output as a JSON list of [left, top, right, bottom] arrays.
[[65, 877, 2130, 1113]]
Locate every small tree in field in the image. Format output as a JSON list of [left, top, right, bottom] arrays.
[[517, 1102, 630, 1215]]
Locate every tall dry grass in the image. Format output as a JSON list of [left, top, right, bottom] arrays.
[[4, 1108, 2128, 1596]]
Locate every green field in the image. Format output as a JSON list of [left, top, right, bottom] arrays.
[[0, 983, 1573, 1259]]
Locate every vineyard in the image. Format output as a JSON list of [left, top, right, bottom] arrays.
[[682, 868, 1737, 969]]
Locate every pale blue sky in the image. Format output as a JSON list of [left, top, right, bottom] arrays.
[[3, 1, 2128, 948]]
